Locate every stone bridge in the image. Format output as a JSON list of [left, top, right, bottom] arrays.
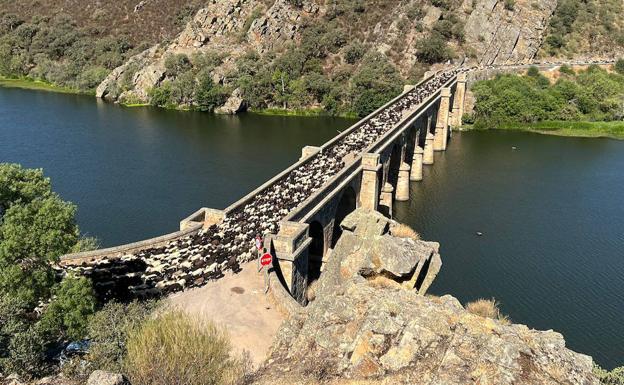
[[60, 61, 611, 304]]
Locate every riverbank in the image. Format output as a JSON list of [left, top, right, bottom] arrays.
[[0, 76, 84, 94], [463, 121, 624, 140]]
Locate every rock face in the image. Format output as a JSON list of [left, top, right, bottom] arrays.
[[96, 0, 559, 107], [463, 0, 557, 65], [96, 0, 318, 105], [215, 88, 247, 114], [252, 210, 598, 385], [86, 371, 128, 385]]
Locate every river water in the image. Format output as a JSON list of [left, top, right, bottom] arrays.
[[1, 87, 623, 369]]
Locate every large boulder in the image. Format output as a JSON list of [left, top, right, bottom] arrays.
[[86, 370, 128, 385]]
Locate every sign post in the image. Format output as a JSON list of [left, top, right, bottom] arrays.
[[260, 252, 272, 293]]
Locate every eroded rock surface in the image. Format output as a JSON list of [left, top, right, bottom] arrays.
[[252, 210, 598, 385]]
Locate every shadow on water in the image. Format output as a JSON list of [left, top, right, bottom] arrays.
[[394, 130, 624, 369]]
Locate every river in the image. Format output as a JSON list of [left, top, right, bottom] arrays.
[[1, 87, 623, 369]]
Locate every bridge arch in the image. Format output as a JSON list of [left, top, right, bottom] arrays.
[[308, 220, 324, 283], [331, 186, 357, 247]]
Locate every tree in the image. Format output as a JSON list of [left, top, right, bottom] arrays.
[[39, 275, 97, 341], [0, 195, 79, 306], [195, 70, 227, 112], [350, 52, 403, 117], [343, 41, 366, 64], [0, 164, 51, 216], [164, 53, 191, 77], [416, 32, 452, 64]]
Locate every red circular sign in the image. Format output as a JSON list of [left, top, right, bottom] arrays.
[[260, 253, 272, 266]]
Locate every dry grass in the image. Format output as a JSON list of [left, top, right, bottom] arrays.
[[125, 311, 249, 385], [306, 279, 319, 302], [390, 223, 421, 240], [465, 298, 511, 325]]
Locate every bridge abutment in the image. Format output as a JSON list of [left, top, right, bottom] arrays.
[[396, 162, 411, 201], [268, 221, 312, 305]]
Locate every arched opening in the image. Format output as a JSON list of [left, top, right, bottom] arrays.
[[331, 186, 357, 248], [387, 143, 402, 193], [308, 221, 324, 283]]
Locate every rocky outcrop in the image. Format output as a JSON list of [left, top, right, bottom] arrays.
[[463, 0, 557, 65], [96, 0, 318, 105], [215, 88, 247, 114], [253, 210, 598, 385], [86, 371, 128, 385]]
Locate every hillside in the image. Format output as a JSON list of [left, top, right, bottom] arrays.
[[1, 0, 623, 116]]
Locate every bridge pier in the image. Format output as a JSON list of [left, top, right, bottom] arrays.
[[434, 87, 451, 151], [396, 162, 411, 201], [268, 221, 312, 305], [379, 183, 394, 217], [410, 146, 424, 181], [423, 132, 435, 165], [360, 153, 381, 211], [451, 73, 467, 128]]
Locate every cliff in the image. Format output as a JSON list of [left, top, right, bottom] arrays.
[[251, 209, 598, 385], [95, 0, 559, 110]]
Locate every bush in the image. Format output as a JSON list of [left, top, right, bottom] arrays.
[[390, 223, 421, 240], [504, 0, 515, 10], [125, 311, 246, 385], [148, 83, 172, 107], [163, 53, 191, 77], [87, 301, 158, 373], [416, 32, 452, 64], [350, 52, 403, 117], [0, 295, 48, 378], [466, 298, 510, 324], [343, 41, 366, 64], [615, 58, 624, 75], [594, 365, 624, 385], [39, 275, 96, 341], [195, 70, 228, 112]]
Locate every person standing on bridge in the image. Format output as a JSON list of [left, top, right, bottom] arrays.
[[255, 234, 263, 271]]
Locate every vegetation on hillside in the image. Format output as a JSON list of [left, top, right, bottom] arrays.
[[144, 0, 465, 117], [542, 0, 624, 57], [467, 65, 624, 137], [0, 13, 144, 92]]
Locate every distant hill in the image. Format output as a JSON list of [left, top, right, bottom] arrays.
[[1, 0, 622, 116]]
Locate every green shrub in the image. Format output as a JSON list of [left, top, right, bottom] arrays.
[[350, 52, 403, 117], [39, 275, 96, 341], [594, 365, 624, 385], [87, 301, 158, 373], [195, 69, 228, 111], [0, 295, 48, 379], [343, 41, 366, 64], [163, 53, 191, 77], [503, 0, 515, 11], [416, 32, 452, 64], [148, 83, 172, 107], [125, 311, 247, 385], [615, 58, 624, 75]]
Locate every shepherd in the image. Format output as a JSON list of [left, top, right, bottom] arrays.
[[255, 233, 263, 271]]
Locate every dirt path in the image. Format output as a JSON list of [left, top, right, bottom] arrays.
[[168, 262, 284, 366]]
